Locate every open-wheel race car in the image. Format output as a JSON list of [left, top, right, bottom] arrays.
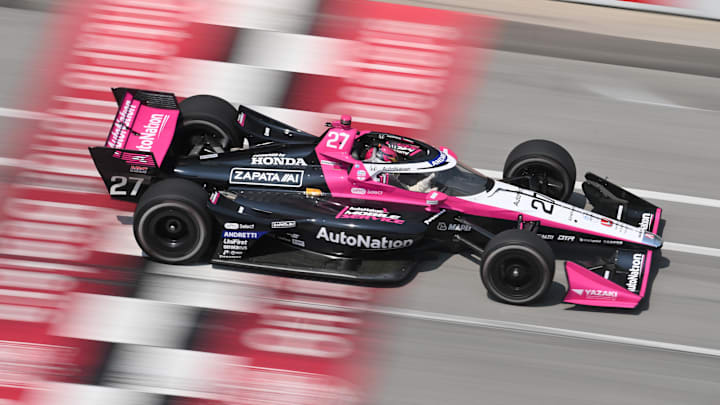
[[89, 88, 663, 308]]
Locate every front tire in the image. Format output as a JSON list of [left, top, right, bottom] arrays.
[[503, 139, 576, 202], [480, 229, 555, 305], [133, 179, 213, 264], [172, 95, 243, 158]]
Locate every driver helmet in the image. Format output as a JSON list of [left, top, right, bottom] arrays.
[[364, 143, 398, 163]]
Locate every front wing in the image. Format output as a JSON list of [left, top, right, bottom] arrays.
[[563, 174, 663, 308]]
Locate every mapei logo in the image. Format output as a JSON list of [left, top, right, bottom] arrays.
[[571, 289, 618, 300], [229, 168, 304, 187]]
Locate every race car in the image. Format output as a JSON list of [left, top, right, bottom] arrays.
[[89, 88, 663, 308]]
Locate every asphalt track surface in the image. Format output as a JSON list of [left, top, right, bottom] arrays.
[[1, 5, 719, 405]]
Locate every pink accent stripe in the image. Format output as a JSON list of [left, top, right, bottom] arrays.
[[652, 207, 662, 234], [335, 206, 350, 219]]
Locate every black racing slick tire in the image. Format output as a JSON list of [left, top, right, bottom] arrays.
[[480, 229, 555, 305], [133, 179, 213, 264], [503, 139, 576, 202], [173, 95, 243, 158]]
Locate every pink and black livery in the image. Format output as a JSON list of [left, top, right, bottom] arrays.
[[90, 88, 664, 309]]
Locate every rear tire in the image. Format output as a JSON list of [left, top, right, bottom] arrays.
[[503, 139, 576, 202], [133, 179, 213, 264], [480, 229, 555, 305], [172, 95, 243, 158]]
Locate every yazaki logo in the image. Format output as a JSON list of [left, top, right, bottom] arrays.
[[572, 289, 618, 300], [601, 219, 613, 227]]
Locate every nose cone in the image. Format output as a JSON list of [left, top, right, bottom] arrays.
[[643, 232, 663, 249]]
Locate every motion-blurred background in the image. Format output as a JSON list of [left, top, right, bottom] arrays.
[[0, 1, 718, 404]]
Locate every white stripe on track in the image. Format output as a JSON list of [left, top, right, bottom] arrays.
[[370, 306, 720, 358], [662, 242, 720, 258], [477, 169, 720, 209]]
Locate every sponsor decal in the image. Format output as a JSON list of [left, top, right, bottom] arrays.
[[429, 152, 447, 166], [601, 218, 613, 227], [129, 165, 148, 174], [225, 223, 254, 230], [223, 231, 267, 239], [626, 253, 644, 293], [602, 240, 623, 245], [640, 212, 654, 231], [389, 142, 419, 155], [210, 191, 220, 205], [316, 226, 413, 249], [237, 205, 245, 214], [557, 235, 576, 242], [200, 153, 218, 160], [579, 237, 602, 244], [646, 233, 655, 240], [423, 209, 446, 225], [539, 234, 555, 240], [356, 170, 367, 181], [437, 222, 471, 232], [271, 220, 296, 229], [107, 95, 138, 149], [229, 168, 304, 187], [237, 111, 246, 126], [320, 159, 338, 166], [575, 289, 618, 300], [133, 113, 171, 153], [336, 206, 404, 224], [251, 153, 307, 166], [513, 193, 521, 206], [291, 238, 305, 248], [305, 188, 323, 197], [351, 187, 367, 195]]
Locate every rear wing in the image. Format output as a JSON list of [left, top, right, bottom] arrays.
[[89, 88, 180, 201], [236, 105, 317, 145], [105, 88, 180, 167]]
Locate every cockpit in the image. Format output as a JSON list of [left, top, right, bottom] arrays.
[[350, 132, 493, 195], [388, 163, 495, 196]]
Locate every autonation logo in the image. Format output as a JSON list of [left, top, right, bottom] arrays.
[[316, 227, 412, 249]]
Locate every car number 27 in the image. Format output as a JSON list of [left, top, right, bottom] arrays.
[[325, 130, 350, 150], [109, 176, 143, 196], [530, 192, 554, 214]]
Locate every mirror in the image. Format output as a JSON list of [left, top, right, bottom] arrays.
[[426, 190, 448, 206]]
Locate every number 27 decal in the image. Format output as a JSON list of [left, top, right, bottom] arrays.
[[325, 130, 350, 149], [109, 176, 143, 196], [530, 193, 554, 214]]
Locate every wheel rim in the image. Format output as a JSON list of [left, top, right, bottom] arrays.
[[177, 120, 232, 157], [513, 161, 571, 201], [137, 202, 206, 262], [486, 249, 546, 302]]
